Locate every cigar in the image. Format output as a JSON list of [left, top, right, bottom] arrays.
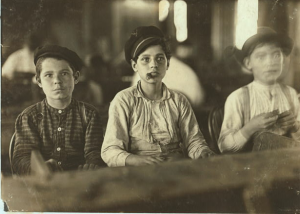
[[146, 72, 158, 80], [146, 73, 152, 80]]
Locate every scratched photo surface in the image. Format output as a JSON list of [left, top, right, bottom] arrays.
[[1, 0, 300, 212]]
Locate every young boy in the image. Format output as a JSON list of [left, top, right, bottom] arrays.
[[218, 27, 300, 153], [12, 45, 104, 175], [101, 26, 214, 167]]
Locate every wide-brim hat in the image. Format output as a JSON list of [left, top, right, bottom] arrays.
[[240, 27, 294, 61], [34, 45, 83, 71], [125, 26, 165, 64]]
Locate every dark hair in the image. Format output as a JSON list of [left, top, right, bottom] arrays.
[[36, 56, 76, 82], [245, 38, 283, 58], [132, 37, 172, 63]]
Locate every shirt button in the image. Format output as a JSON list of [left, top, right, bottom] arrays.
[[58, 127, 62, 131], [58, 110, 62, 114], [57, 161, 62, 165], [57, 147, 61, 151]]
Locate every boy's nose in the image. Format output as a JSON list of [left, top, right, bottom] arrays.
[[266, 55, 276, 66], [54, 75, 62, 84], [150, 59, 158, 68]]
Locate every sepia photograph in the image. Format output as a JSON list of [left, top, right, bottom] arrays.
[[1, 0, 300, 212]]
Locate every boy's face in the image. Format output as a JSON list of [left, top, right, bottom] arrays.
[[244, 43, 283, 85], [131, 45, 168, 85], [38, 58, 79, 103]]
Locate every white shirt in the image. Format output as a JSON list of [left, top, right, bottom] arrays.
[[2, 48, 36, 80], [101, 81, 209, 167], [218, 81, 300, 153]]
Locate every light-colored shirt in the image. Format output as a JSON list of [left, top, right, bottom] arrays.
[[101, 81, 209, 167], [2, 48, 36, 80], [218, 81, 300, 153], [131, 57, 205, 108]]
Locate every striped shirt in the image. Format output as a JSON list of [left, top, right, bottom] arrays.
[[12, 99, 104, 175]]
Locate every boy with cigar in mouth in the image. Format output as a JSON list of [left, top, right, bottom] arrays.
[[218, 27, 300, 153], [101, 26, 214, 167]]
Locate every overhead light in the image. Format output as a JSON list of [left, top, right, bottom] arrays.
[[159, 0, 170, 22], [174, 0, 188, 42], [235, 0, 258, 49]]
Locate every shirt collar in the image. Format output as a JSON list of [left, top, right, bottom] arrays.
[[45, 98, 75, 115], [133, 80, 171, 101], [252, 80, 279, 91]]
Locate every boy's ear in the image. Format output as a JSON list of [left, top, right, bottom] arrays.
[[243, 57, 252, 71], [36, 76, 42, 87], [131, 59, 138, 72], [74, 71, 80, 84]]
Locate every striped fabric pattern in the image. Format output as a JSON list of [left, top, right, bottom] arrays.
[[12, 99, 104, 175]]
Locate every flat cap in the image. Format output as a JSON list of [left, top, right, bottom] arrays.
[[34, 45, 83, 71], [241, 27, 293, 60], [124, 26, 165, 64]]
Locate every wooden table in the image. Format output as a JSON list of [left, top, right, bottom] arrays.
[[2, 148, 300, 213]]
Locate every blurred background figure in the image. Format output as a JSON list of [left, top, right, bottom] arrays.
[[73, 55, 104, 108], [2, 33, 44, 105], [2, 33, 43, 80]]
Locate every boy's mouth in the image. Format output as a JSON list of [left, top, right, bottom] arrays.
[[266, 69, 278, 73], [146, 72, 159, 80]]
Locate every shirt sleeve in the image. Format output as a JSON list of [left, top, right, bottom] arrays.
[[12, 113, 40, 175], [290, 88, 300, 142], [178, 94, 210, 159], [218, 90, 248, 153], [84, 110, 105, 166], [101, 95, 132, 167]]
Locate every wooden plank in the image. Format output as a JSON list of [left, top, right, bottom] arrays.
[[30, 150, 52, 178], [2, 148, 300, 212]]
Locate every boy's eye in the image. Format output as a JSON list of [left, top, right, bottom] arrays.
[[256, 55, 265, 60], [45, 74, 52, 77], [157, 56, 165, 61], [62, 72, 69, 76], [274, 53, 281, 58], [141, 57, 150, 62]]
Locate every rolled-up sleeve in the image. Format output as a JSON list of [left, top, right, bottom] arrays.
[[218, 91, 248, 153], [178, 95, 209, 159], [101, 95, 132, 167]]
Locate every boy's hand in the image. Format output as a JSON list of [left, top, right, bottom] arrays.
[[200, 149, 215, 158], [45, 159, 63, 172], [164, 152, 185, 162], [242, 111, 279, 138], [125, 154, 166, 166], [78, 164, 99, 170], [277, 110, 299, 133]]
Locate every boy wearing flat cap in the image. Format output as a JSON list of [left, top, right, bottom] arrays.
[[12, 45, 104, 175], [218, 27, 300, 153], [101, 26, 214, 167]]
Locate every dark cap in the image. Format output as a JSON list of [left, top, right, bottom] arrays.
[[124, 26, 165, 64], [34, 45, 83, 71], [241, 27, 293, 60]]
